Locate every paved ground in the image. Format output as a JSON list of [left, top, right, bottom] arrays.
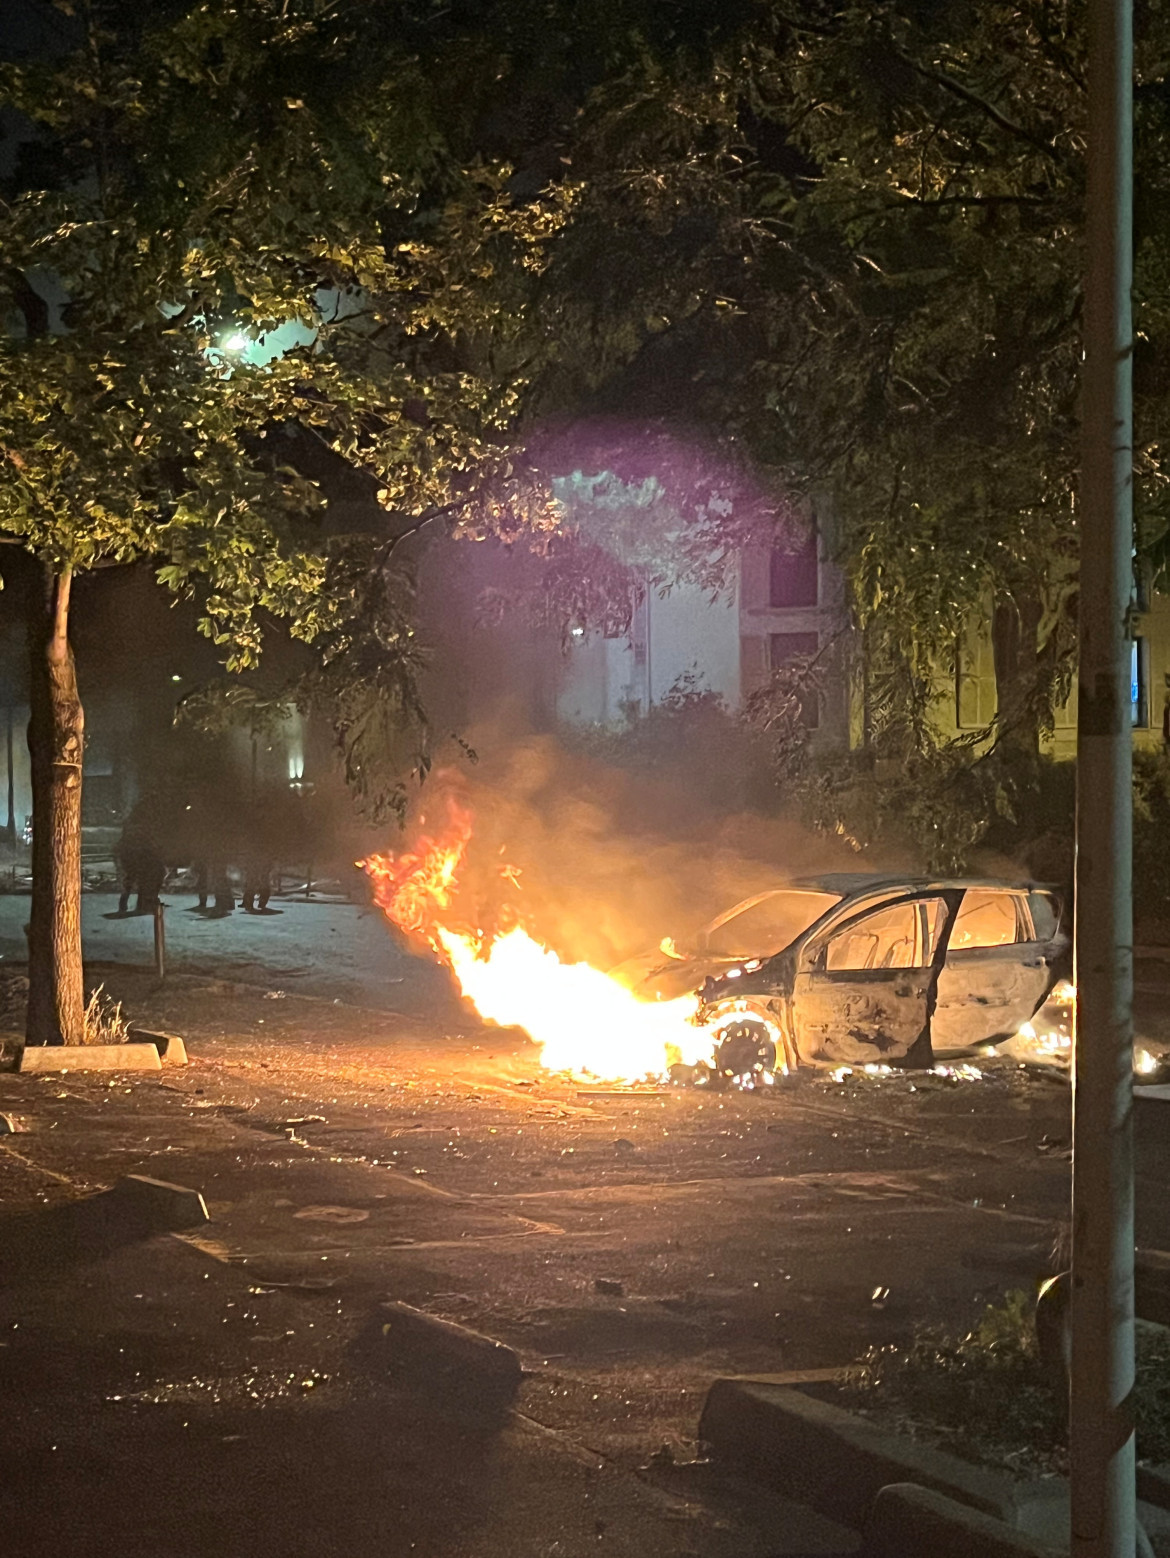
[[0, 890, 454, 1014], [2, 898, 1169, 1555]]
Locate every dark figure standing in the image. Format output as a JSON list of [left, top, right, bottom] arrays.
[[242, 855, 273, 911], [116, 831, 165, 915], [193, 859, 235, 914]]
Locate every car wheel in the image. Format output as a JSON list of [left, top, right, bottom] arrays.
[[714, 1019, 777, 1082]]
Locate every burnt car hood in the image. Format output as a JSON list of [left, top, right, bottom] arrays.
[[607, 950, 756, 1002]]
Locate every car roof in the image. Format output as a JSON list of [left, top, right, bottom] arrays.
[[789, 873, 1060, 897]]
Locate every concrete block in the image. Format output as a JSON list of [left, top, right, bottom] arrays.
[[360, 1301, 522, 1416], [107, 1175, 209, 1232], [863, 1484, 1063, 1558], [699, 1379, 1021, 1529], [129, 1029, 188, 1065], [0, 1175, 209, 1285], [18, 1043, 161, 1074]]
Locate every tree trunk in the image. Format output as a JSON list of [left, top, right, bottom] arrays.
[[26, 565, 85, 1046], [4, 704, 13, 844]]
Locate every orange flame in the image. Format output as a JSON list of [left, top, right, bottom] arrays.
[[362, 803, 710, 1080], [360, 800, 473, 955]]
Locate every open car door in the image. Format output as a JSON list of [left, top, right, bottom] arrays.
[[791, 894, 953, 1067]]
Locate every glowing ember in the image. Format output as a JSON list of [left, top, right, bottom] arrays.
[[1005, 980, 1164, 1078], [829, 1061, 982, 1085], [362, 805, 710, 1080]]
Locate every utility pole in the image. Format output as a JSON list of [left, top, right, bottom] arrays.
[[1072, 0, 1135, 1553]]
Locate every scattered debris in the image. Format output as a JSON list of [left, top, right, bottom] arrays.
[[263, 990, 287, 1000], [594, 1277, 624, 1296]]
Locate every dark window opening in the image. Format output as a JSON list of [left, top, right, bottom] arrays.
[[770, 529, 818, 608]]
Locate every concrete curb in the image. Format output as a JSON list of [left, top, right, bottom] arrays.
[[0, 1175, 208, 1286], [128, 1028, 188, 1065], [18, 1043, 161, 1073], [107, 1175, 209, 1233], [358, 1301, 522, 1416], [698, 1379, 1047, 1532], [862, 1484, 1063, 1558]]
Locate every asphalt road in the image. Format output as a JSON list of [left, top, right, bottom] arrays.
[[0, 960, 1097, 1558], [4, 920, 1170, 1555]]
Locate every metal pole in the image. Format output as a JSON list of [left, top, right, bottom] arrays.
[[1072, 0, 1135, 1553], [153, 900, 166, 981]]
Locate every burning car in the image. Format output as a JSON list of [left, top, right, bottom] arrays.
[[617, 876, 1068, 1081], [362, 805, 1071, 1086]]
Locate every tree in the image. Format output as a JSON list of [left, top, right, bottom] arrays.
[[513, 1, 1170, 855], [0, 0, 567, 1041]]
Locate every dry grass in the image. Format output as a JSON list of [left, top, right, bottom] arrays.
[[82, 985, 131, 1045]]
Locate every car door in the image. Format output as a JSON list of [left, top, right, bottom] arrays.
[[931, 888, 1051, 1052], [791, 894, 950, 1066]]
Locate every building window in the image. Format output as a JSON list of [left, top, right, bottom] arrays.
[[769, 528, 818, 608], [1132, 637, 1149, 728], [955, 629, 996, 730], [770, 631, 820, 729]]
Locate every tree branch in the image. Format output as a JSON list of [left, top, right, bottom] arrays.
[[3, 267, 49, 337], [896, 192, 1052, 208], [381, 497, 470, 558], [897, 53, 1060, 159]]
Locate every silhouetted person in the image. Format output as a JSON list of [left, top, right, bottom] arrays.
[[192, 857, 235, 914], [115, 823, 165, 915], [241, 853, 273, 911]]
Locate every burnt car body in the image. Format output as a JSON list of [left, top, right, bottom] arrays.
[[618, 876, 1067, 1079]]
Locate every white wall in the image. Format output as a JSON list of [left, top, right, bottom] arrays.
[[555, 580, 741, 727]]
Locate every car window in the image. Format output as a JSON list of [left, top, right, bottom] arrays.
[[823, 902, 919, 971], [950, 890, 1024, 950], [703, 890, 841, 957], [1027, 891, 1060, 942]]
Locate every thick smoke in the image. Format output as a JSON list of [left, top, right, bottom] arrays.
[[386, 720, 908, 973]]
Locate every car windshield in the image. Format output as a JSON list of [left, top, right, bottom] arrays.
[[702, 890, 842, 958]]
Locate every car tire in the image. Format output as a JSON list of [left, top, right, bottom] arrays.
[[713, 1020, 777, 1082]]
